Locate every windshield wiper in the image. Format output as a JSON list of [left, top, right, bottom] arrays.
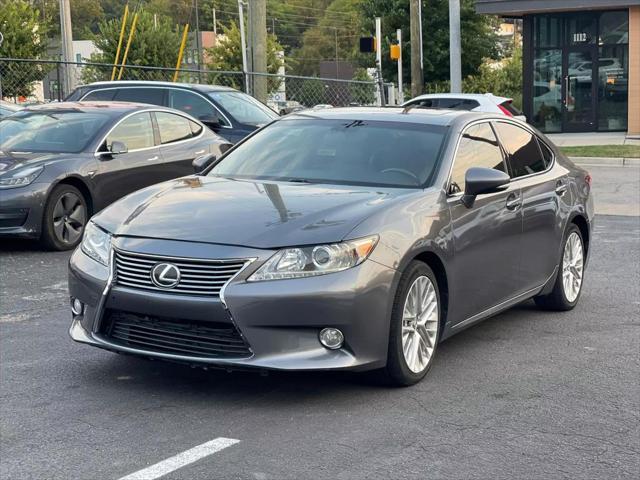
[[285, 178, 315, 184]]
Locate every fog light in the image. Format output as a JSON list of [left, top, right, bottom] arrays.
[[319, 328, 344, 350], [71, 298, 84, 316]]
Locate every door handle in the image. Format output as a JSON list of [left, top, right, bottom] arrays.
[[505, 193, 521, 210], [194, 149, 206, 156], [555, 181, 567, 196], [146, 156, 159, 162]]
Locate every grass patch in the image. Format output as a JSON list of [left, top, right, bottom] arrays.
[[560, 145, 640, 158]]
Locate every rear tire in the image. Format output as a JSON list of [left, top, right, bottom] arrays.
[[379, 261, 441, 387], [534, 224, 585, 311], [41, 184, 88, 251]]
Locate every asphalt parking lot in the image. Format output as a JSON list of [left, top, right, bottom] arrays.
[[1, 165, 639, 480]]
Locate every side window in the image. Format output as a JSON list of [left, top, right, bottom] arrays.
[[538, 139, 554, 167], [83, 89, 116, 101], [155, 112, 197, 144], [113, 88, 164, 106], [167, 90, 229, 126], [408, 98, 437, 108], [106, 112, 155, 151], [494, 122, 547, 177], [438, 98, 480, 110], [450, 123, 506, 194]]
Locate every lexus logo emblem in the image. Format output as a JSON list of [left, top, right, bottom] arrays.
[[150, 263, 181, 288]]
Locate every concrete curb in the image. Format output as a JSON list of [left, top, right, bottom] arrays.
[[569, 156, 640, 166]]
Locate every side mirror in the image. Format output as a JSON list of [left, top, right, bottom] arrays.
[[199, 114, 221, 128], [109, 141, 128, 155], [193, 153, 217, 174], [461, 167, 510, 208]]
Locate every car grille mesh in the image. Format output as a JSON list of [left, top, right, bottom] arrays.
[[103, 310, 252, 358], [114, 250, 247, 296]]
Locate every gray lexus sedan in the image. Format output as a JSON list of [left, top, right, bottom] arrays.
[[68, 108, 594, 386]]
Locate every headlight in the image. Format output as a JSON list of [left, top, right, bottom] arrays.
[[0, 165, 44, 188], [81, 222, 111, 266], [248, 235, 378, 281]]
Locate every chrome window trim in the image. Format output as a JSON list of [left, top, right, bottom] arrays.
[[93, 108, 206, 157], [80, 85, 233, 129]]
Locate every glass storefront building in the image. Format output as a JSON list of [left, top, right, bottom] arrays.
[[476, 1, 640, 135]]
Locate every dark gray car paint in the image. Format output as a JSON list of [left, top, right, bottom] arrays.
[[68, 108, 594, 372], [0, 102, 229, 240]]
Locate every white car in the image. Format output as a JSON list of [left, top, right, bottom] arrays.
[[402, 93, 526, 122], [0, 100, 22, 118]]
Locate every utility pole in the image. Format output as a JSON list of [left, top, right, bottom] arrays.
[[409, 0, 423, 97], [375, 17, 385, 106], [194, 0, 202, 79], [397, 29, 403, 103], [249, 0, 267, 103], [213, 7, 217, 35], [334, 27, 338, 79], [237, 0, 249, 93], [449, 0, 462, 93], [59, 0, 74, 97]]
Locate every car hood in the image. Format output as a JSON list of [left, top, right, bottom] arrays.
[[94, 176, 412, 249], [0, 151, 73, 175]]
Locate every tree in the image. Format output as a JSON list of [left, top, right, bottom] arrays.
[[38, 0, 105, 40], [83, 9, 182, 82], [350, 68, 375, 105], [206, 21, 284, 92], [360, 0, 500, 86], [0, 0, 50, 98]]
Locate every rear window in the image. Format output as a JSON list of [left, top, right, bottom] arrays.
[[438, 98, 480, 110], [83, 89, 117, 101], [499, 101, 522, 116]]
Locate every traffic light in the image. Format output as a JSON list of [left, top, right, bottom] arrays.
[[359, 37, 376, 53]]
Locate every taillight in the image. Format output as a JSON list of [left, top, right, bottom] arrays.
[[585, 173, 592, 188], [498, 104, 513, 117]]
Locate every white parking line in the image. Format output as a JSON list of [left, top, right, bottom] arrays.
[[118, 437, 240, 480]]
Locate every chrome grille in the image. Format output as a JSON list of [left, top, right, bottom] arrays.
[[114, 249, 247, 296]]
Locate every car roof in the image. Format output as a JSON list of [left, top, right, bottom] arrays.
[[285, 106, 485, 127], [407, 93, 511, 103], [19, 101, 156, 116], [82, 80, 238, 93]]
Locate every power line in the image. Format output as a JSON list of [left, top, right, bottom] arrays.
[[266, 0, 355, 16]]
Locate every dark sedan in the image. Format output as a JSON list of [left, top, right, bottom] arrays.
[[68, 108, 594, 386], [66, 81, 279, 144], [0, 102, 230, 250]]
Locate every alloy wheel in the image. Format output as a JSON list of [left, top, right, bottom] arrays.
[[52, 192, 86, 245], [562, 231, 584, 303], [401, 275, 439, 374]]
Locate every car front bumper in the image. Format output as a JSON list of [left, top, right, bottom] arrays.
[[68, 236, 398, 372], [0, 182, 49, 239]]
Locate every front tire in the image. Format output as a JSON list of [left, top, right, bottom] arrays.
[[41, 184, 88, 251], [382, 261, 441, 386], [535, 224, 585, 311]]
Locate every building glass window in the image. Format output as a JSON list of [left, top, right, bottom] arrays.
[[599, 11, 629, 45], [567, 13, 597, 45], [534, 15, 561, 48], [532, 49, 562, 132]]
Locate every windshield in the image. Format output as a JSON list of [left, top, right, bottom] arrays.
[[0, 110, 111, 153], [208, 91, 278, 126], [209, 119, 447, 188]]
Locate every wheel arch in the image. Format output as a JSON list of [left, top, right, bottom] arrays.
[[51, 176, 95, 216], [569, 213, 590, 257], [411, 250, 450, 333]]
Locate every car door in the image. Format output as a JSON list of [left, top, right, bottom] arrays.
[[153, 111, 213, 178], [93, 112, 162, 209], [493, 121, 568, 291], [447, 122, 523, 324]]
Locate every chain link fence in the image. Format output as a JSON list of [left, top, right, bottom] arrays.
[[0, 58, 397, 113]]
